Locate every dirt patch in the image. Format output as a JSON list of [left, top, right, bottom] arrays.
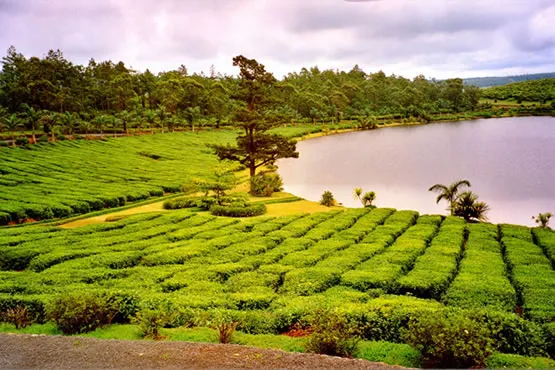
[[59, 202, 168, 229], [0, 333, 403, 369]]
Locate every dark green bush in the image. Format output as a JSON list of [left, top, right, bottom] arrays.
[[250, 172, 283, 197], [161, 184, 184, 193], [0, 295, 46, 324], [69, 201, 91, 214], [198, 197, 218, 210], [148, 188, 164, 197], [50, 204, 73, 218], [0, 212, 11, 225], [210, 203, 266, 217], [47, 291, 139, 334], [320, 190, 336, 207], [305, 308, 364, 357], [23, 205, 54, 220], [15, 137, 29, 146], [163, 197, 199, 210], [0, 248, 40, 270], [37, 135, 49, 143], [403, 310, 494, 368]]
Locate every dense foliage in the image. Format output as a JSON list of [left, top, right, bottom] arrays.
[[481, 78, 555, 103], [0, 46, 485, 141], [0, 131, 237, 224], [1, 208, 553, 363]]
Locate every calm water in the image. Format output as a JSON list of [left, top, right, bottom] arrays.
[[277, 117, 555, 226]]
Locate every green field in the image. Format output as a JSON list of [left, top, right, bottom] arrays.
[[1, 207, 554, 362], [1, 126, 555, 366], [0, 130, 239, 225]]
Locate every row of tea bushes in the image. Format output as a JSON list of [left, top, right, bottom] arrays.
[[0, 131, 237, 224]]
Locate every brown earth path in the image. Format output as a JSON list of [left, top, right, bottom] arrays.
[[0, 333, 405, 369]]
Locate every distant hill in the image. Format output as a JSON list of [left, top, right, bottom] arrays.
[[463, 73, 555, 88], [480, 77, 555, 103]]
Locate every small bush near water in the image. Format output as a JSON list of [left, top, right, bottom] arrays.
[[250, 172, 283, 197]]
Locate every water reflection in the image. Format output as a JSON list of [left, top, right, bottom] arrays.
[[278, 117, 555, 226]]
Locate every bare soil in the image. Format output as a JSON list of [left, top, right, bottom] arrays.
[[0, 333, 404, 369]]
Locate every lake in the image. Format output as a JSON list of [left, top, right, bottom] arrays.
[[277, 117, 555, 226]]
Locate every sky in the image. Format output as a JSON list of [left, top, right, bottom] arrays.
[[1, 0, 554, 79]]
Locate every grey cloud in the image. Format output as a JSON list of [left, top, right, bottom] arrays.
[[0, 0, 553, 79]]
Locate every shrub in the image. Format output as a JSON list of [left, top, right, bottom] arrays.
[[320, 190, 336, 207], [37, 135, 49, 143], [486, 353, 555, 369], [305, 307, 364, 357], [0, 295, 47, 324], [210, 203, 266, 217], [403, 310, 494, 368], [202, 310, 242, 344], [250, 172, 283, 197], [15, 137, 29, 146], [163, 197, 199, 210], [132, 308, 169, 340], [0, 212, 10, 225], [47, 291, 138, 334], [2, 306, 31, 329]]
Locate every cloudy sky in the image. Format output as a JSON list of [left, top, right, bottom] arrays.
[[1, 0, 554, 79]]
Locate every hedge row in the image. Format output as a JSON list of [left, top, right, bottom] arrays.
[[501, 225, 555, 322], [443, 223, 516, 312], [397, 220, 466, 298]]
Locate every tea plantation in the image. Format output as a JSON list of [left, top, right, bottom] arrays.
[[1, 207, 554, 363], [0, 131, 237, 225]]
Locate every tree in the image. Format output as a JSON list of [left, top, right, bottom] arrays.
[[3, 113, 20, 146], [354, 187, 376, 207], [320, 190, 336, 207], [532, 212, 552, 228], [428, 179, 471, 215], [452, 191, 490, 222], [362, 191, 376, 207], [212, 56, 298, 191], [21, 104, 40, 143], [196, 168, 238, 206]]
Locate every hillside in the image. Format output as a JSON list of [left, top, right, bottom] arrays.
[[481, 78, 555, 103], [463, 73, 555, 88]]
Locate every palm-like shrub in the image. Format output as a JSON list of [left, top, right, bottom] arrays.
[[428, 179, 471, 215], [452, 191, 490, 222]]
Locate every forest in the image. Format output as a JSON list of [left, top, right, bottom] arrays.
[[0, 46, 483, 139]]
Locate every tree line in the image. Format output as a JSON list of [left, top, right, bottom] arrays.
[[0, 46, 483, 140]]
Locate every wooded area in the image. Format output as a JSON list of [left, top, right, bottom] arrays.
[[0, 46, 482, 139]]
